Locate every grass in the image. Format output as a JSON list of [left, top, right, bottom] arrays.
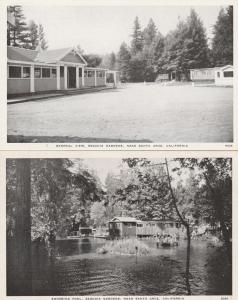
[[96, 238, 153, 256]]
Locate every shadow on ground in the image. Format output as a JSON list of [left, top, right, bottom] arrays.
[[7, 135, 152, 143]]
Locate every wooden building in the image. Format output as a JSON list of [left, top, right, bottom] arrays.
[[190, 65, 233, 86], [190, 67, 215, 83], [7, 46, 118, 96], [136, 219, 181, 237], [109, 217, 182, 239], [108, 217, 137, 239]]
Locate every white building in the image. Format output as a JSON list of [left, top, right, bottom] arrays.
[[215, 65, 233, 86]]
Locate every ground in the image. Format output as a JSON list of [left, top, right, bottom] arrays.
[[7, 84, 233, 143]]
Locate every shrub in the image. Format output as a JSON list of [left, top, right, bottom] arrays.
[[96, 238, 153, 256]]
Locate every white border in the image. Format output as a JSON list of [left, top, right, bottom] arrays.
[[0, 150, 237, 299], [0, 0, 237, 150]]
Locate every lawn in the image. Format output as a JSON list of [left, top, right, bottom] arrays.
[[7, 84, 233, 143]]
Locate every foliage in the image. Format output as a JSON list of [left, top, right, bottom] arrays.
[[38, 24, 48, 50], [131, 16, 144, 55], [211, 6, 233, 66], [97, 238, 152, 256], [7, 6, 29, 47], [27, 20, 39, 50], [83, 54, 102, 67], [6, 159, 104, 240]]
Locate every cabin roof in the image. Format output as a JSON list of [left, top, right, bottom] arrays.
[[110, 217, 137, 223], [7, 46, 39, 62], [219, 64, 233, 71]]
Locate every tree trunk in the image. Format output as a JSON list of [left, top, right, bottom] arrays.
[[215, 196, 232, 263], [15, 159, 32, 295], [165, 158, 191, 295], [185, 225, 191, 295]]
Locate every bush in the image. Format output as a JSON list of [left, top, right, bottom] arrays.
[[96, 238, 153, 256]]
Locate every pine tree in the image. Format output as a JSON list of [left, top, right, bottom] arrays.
[[212, 6, 233, 66], [131, 16, 143, 55], [38, 24, 48, 50], [27, 20, 39, 50], [162, 9, 210, 80], [117, 42, 131, 82], [184, 9, 210, 70], [8, 6, 29, 47], [143, 18, 157, 47]]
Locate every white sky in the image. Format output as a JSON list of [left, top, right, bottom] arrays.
[[81, 158, 191, 186], [22, 5, 224, 54]]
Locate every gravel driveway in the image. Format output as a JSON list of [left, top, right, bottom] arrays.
[[7, 84, 233, 143]]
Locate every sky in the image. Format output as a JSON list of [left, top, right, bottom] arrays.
[[22, 5, 224, 54], [78, 158, 192, 186]]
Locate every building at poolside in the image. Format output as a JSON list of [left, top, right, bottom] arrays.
[[7, 45, 119, 96], [108, 217, 183, 239], [190, 65, 233, 86]]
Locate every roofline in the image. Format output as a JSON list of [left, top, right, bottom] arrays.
[[56, 47, 88, 65], [190, 67, 217, 71], [7, 45, 38, 52], [8, 59, 57, 67], [85, 67, 109, 71]]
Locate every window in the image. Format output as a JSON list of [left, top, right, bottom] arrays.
[[9, 66, 21, 78], [60, 66, 64, 78], [217, 72, 220, 78], [224, 71, 233, 78], [51, 68, 57, 78], [34, 67, 41, 78], [88, 70, 94, 77], [137, 224, 143, 227], [22, 67, 30, 78], [84, 70, 88, 77], [42, 68, 50, 78]]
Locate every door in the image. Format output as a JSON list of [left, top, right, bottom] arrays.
[[68, 67, 76, 88]]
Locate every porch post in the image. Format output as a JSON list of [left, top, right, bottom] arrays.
[[64, 65, 68, 89], [82, 67, 85, 87], [105, 71, 107, 85], [30, 65, 35, 93], [113, 71, 116, 86], [76, 66, 79, 89], [56, 65, 60, 90], [94, 70, 97, 87]]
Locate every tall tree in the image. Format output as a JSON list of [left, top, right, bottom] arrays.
[[117, 42, 131, 82], [176, 158, 232, 263], [38, 24, 48, 50], [143, 18, 157, 47], [212, 6, 233, 66], [161, 9, 210, 80], [27, 20, 39, 50], [7, 6, 29, 47], [131, 16, 143, 55], [15, 159, 32, 295]]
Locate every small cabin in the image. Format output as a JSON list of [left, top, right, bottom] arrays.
[[190, 67, 215, 83], [108, 217, 137, 239], [108, 217, 183, 239], [156, 73, 169, 82], [215, 65, 233, 86], [136, 220, 181, 237]]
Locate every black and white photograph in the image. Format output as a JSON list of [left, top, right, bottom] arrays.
[[6, 157, 232, 296], [6, 4, 233, 144]]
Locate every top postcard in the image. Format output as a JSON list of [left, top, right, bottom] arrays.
[[1, 1, 236, 150]]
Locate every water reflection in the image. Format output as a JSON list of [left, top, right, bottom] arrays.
[[8, 238, 232, 296]]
